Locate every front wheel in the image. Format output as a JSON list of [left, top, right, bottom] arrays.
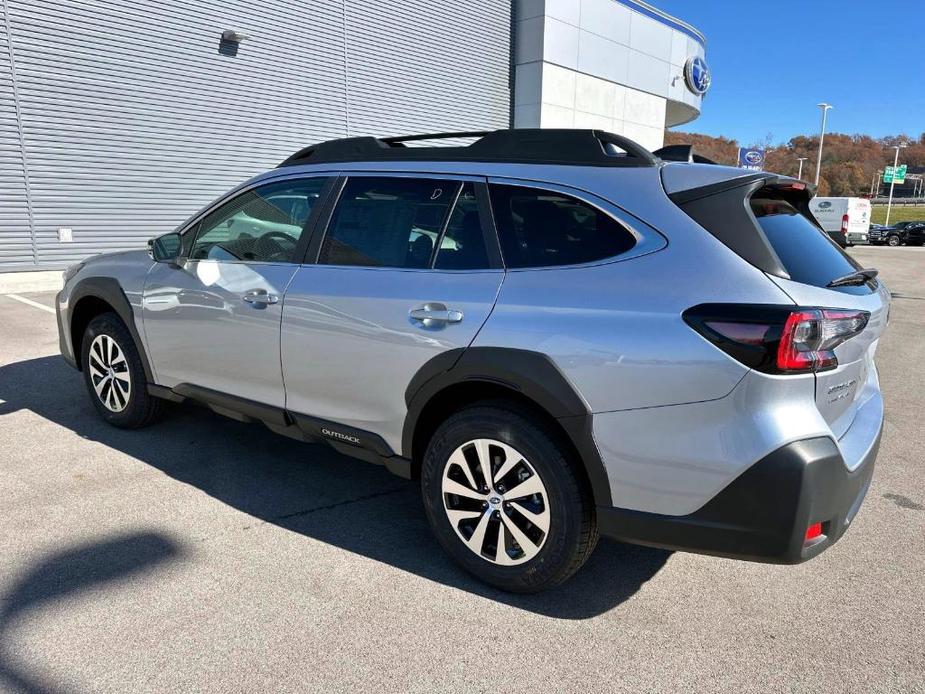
[[888, 234, 902, 247], [80, 312, 165, 428], [421, 403, 598, 593]]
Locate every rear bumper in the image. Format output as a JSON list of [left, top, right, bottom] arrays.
[[598, 430, 880, 564]]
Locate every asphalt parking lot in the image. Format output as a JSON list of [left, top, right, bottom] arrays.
[[1, 246, 923, 693]]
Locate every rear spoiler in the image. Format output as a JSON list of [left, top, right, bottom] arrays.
[[653, 144, 720, 165], [669, 173, 815, 206], [669, 174, 817, 280]]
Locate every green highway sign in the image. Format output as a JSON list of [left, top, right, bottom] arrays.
[[884, 164, 907, 184]]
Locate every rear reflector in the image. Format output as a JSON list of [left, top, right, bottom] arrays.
[[805, 522, 823, 541], [684, 304, 869, 374]]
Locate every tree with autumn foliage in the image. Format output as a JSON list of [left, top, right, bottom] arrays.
[[664, 130, 925, 197]]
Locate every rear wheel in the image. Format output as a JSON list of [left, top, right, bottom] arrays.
[[421, 403, 597, 593], [80, 312, 165, 428]]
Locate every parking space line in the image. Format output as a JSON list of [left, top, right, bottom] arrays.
[[5, 293, 56, 314]]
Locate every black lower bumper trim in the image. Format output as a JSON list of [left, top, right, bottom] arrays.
[[598, 431, 880, 564]]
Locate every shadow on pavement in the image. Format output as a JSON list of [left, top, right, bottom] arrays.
[[0, 532, 182, 694], [0, 356, 670, 620]]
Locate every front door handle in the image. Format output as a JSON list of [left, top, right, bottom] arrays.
[[409, 302, 463, 328], [243, 290, 279, 305]]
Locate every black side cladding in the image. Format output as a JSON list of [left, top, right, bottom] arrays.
[[68, 277, 155, 381], [403, 347, 613, 507]]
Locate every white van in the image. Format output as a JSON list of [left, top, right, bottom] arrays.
[[809, 197, 871, 247]]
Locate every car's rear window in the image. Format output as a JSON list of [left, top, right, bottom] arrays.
[[750, 195, 866, 292]]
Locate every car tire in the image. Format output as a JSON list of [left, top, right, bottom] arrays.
[[887, 235, 901, 247], [80, 312, 166, 428], [421, 402, 598, 593]]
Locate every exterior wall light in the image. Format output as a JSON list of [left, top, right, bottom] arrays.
[[219, 30, 250, 57]]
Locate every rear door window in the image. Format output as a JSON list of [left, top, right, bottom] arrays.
[[319, 177, 461, 268], [433, 184, 490, 270], [750, 195, 867, 292], [489, 184, 636, 268]]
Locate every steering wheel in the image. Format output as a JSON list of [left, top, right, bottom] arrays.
[[253, 231, 297, 261]]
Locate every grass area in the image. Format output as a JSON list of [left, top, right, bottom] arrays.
[[871, 204, 925, 225]]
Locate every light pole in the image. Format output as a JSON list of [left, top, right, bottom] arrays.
[[797, 157, 808, 180], [885, 142, 907, 226], [814, 103, 832, 186]]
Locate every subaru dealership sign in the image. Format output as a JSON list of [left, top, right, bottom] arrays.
[[738, 148, 765, 171], [684, 56, 711, 95]]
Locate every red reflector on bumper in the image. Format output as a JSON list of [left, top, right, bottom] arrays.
[[805, 522, 823, 541]]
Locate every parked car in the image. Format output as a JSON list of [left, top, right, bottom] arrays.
[[809, 197, 871, 247], [903, 222, 925, 246], [870, 220, 925, 246], [56, 130, 889, 593]]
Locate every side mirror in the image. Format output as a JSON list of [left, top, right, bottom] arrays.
[[148, 233, 182, 264]]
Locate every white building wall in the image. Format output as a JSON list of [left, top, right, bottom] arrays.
[[514, 0, 706, 151]]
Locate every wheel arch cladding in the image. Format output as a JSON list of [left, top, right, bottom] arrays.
[[69, 277, 154, 382], [403, 347, 613, 507]]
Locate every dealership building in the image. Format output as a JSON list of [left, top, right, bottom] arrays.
[[0, 0, 708, 271]]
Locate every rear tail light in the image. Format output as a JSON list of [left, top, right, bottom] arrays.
[[683, 304, 869, 374], [841, 214, 849, 233]]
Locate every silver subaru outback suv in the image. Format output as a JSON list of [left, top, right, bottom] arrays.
[[56, 130, 888, 593]]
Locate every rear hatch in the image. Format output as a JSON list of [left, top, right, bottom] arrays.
[[749, 189, 888, 438], [667, 169, 889, 440]]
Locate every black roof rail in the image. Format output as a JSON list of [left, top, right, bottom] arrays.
[[277, 129, 660, 168], [653, 144, 720, 165], [380, 131, 493, 146]]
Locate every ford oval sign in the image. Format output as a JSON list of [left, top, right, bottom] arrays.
[[744, 150, 763, 165], [684, 56, 711, 96], [819, 201, 832, 209]]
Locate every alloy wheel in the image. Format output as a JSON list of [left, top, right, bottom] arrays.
[[441, 438, 550, 565], [88, 334, 132, 412]]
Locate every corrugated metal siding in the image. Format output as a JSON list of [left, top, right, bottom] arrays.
[[0, 0, 34, 268], [344, 0, 512, 139], [1, 0, 511, 269]]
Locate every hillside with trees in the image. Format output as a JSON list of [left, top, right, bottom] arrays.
[[664, 130, 925, 196]]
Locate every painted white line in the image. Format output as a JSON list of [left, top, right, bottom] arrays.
[[6, 293, 56, 314]]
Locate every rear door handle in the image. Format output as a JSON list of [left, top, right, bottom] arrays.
[[409, 302, 463, 328], [243, 290, 279, 305]]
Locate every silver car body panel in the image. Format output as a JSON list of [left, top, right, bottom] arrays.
[[281, 266, 503, 452], [765, 273, 890, 441], [474, 174, 796, 414], [593, 363, 884, 515], [57, 250, 153, 365], [142, 260, 298, 407]]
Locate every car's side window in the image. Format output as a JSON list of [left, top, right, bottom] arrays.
[[489, 183, 637, 269], [433, 183, 490, 270], [318, 177, 463, 269], [189, 177, 329, 263]]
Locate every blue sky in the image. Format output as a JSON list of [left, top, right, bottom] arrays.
[[654, 1, 924, 145]]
